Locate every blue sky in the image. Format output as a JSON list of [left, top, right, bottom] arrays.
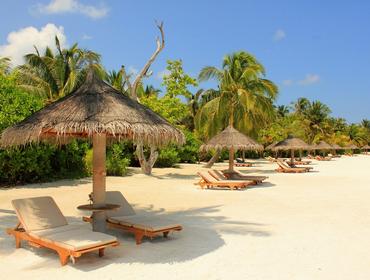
[[1, 0, 369, 123]]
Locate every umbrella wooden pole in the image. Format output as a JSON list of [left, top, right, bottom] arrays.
[[229, 147, 235, 172], [291, 149, 294, 165], [92, 133, 107, 232]]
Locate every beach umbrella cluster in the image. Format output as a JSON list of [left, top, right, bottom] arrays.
[[0, 70, 185, 232]]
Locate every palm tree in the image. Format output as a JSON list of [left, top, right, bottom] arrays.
[[276, 105, 290, 118], [16, 36, 103, 101], [361, 119, 370, 131], [292, 97, 310, 114], [0, 57, 11, 76], [302, 101, 331, 142], [196, 51, 278, 140]]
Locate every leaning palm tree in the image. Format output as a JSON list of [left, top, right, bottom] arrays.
[[196, 51, 278, 166], [196, 51, 278, 139], [292, 97, 310, 114], [15, 36, 103, 101]]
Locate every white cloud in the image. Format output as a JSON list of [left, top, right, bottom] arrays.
[[0, 23, 67, 66], [37, 0, 108, 19], [298, 74, 320, 85], [273, 29, 286, 41], [156, 69, 170, 79], [282, 79, 293, 86], [282, 74, 320, 87], [82, 34, 92, 40]]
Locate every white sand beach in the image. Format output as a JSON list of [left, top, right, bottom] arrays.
[[0, 155, 370, 280]]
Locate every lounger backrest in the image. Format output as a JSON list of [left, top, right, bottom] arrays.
[[104, 191, 136, 218], [208, 170, 225, 181], [198, 171, 217, 183], [214, 170, 228, 180], [277, 160, 289, 169], [12, 196, 68, 232]]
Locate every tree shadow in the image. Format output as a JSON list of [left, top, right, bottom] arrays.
[[0, 203, 270, 271]]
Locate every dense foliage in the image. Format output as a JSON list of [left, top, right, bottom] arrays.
[[0, 43, 368, 185]]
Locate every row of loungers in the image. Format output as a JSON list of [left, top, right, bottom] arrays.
[[196, 170, 268, 190], [7, 192, 182, 266]]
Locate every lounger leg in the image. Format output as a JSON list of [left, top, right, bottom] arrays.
[[163, 231, 169, 238], [15, 235, 21, 248], [135, 232, 144, 245], [58, 251, 70, 266], [99, 248, 105, 257]]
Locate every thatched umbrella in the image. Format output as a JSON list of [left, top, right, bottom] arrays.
[[272, 135, 310, 165], [200, 125, 263, 172], [332, 143, 342, 150], [362, 144, 370, 154], [315, 141, 332, 156], [265, 142, 278, 158], [0, 70, 185, 232]]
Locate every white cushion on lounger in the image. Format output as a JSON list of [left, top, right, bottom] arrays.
[[12, 196, 67, 231], [31, 227, 117, 251], [109, 215, 181, 232], [29, 224, 87, 237]]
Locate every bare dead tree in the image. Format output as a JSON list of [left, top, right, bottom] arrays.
[[128, 21, 165, 174], [130, 21, 165, 101]]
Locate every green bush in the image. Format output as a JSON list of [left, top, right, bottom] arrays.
[[155, 146, 180, 167], [177, 130, 201, 163], [106, 144, 131, 176], [84, 143, 131, 176]]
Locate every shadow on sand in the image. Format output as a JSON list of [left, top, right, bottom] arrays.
[[0, 203, 270, 271]]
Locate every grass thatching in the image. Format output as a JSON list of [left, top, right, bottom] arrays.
[[200, 125, 263, 152], [1, 71, 185, 147], [331, 143, 343, 150], [314, 141, 333, 150], [272, 135, 310, 151]]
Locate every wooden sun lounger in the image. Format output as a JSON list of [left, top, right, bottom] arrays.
[[316, 155, 332, 161], [265, 156, 277, 162], [196, 171, 255, 190], [7, 196, 119, 266], [275, 160, 307, 173], [83, 191, 182, 245], [285, 161, 313, 171], [209, 170, 268, 184]]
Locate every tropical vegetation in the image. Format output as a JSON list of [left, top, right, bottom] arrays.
[[0, 39, 368, 185]]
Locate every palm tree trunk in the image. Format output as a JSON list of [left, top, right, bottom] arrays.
[[205, 149, 221, 168]]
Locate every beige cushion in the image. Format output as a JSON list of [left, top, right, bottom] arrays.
[[110, 215, 181, 232], [105, 191, 136, 218], [29, 224, 87, 237], [31, 227, 117, 251], [12, 196, 67, 231]]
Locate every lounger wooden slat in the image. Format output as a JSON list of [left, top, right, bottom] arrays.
[[7, 196, 119, 266]]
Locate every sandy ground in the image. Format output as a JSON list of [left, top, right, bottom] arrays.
[[0, 155, 369, 280]]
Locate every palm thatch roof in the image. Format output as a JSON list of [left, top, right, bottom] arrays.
[[1, 70, 185, 147], [200, 125, 263, 152], [314, 141, 333, 150], [265, 141, 277, 150], [361, 144, 370, 149], [272, 135, 310, 151], [346, 144, 358, 149], [331, 143, 343, 150]]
